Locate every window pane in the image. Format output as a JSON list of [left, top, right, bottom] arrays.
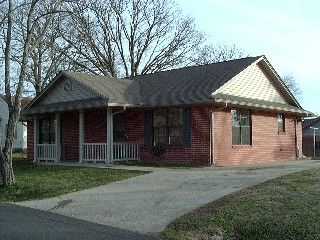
[[231, 110, 240, 127], [232, 126, 241, 145], [240, 111, 250, 126], [169, 127, 182, 145], [154, 127, 166, 145], [168, 108, 183, 126], [277, 114, 284, 132], [241, 126, 251, 145], [154, 109, 166, 127]]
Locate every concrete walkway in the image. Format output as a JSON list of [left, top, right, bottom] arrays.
[[16, 160, 320, 234]]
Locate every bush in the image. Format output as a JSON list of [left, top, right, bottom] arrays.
[[151, 144, 166, 158]]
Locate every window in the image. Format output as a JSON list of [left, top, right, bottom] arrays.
[[231, 109, 251, 145], [113, 113, 127, 142], [153, 108, 183, 146], [39, 117, 55, 144], [277, 113, 285, 133]]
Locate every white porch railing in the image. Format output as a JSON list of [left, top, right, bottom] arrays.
[[83, 143, 109, 163], [83, 142, 140, 163], [37, 144, 56, 162], [113, 142, 140, 162]]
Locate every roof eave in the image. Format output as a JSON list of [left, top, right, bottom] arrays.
[[260, 56, 301, 108], [213, 95, 311, 116]]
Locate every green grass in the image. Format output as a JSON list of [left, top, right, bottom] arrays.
[[163, 168, 320, 240], [0, 153, 146, 202]]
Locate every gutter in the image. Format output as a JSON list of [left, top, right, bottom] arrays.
[[112, 106, 127, 115]]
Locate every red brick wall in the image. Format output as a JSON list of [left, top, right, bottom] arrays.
[[125, 108, 144, 144], [26, 106, 302, 165], [137, 106, 212, 165], [61, 111, 79, 161], [27, 121, 34, 160], [84, 109, 107, 143], [214, 109, 298, 166]]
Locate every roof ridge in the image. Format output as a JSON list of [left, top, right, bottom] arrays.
[[126, 55, 263, 80]]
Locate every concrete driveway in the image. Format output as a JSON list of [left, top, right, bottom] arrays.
[[16, 160, 320, 234], [0, 203, 156, 240]]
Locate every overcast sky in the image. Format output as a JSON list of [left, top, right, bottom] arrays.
[[178, 0, 319, 115]]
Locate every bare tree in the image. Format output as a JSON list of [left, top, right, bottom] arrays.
[[193, 44, 247, 65], [13, 0, 73, 96], [26, 16, 64, 95], [282, 74, 302, 101], [60, 0, 204, 77], [0, 0, 63, 186]]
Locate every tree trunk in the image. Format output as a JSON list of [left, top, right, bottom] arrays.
[[0, 150, 15, 186]]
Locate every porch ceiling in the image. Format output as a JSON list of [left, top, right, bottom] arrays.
[[21, 98, 109, 115]]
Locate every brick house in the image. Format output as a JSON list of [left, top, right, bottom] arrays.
[[22, 56, 310, 166]]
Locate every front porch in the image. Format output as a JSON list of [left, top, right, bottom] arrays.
[[33, 108, 140, 164]]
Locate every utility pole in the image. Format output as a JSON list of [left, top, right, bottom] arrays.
[[310, 127, 318, 157]]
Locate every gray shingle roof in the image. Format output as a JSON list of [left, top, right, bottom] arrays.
[[130, 56, 261, 106], [22, 56, 309, 116], [64, 71, 142, 105]]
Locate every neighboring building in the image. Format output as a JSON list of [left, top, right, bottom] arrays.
[[22, 56, 311, 166], [302, 117, 320, 157], [0, 96, 29, 150]]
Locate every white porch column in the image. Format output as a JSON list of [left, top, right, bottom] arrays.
[[79, 110, 84, 163], [55, 113, 61, 162], [33, 116, 38, 163], [106, 108, 113, 164]]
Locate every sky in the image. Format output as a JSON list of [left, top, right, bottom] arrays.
[[177, 0, 320, 115]]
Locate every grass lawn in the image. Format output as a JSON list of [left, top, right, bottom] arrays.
[[0, 153, 146, 202], [163, 168, 320, 240]]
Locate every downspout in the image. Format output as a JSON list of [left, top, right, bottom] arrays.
[[210, 102, 228, 165], [112, 106, 127, 116]]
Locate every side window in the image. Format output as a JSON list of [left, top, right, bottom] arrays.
[[232, 109, 251, 145], [277, 113, 285, 133]]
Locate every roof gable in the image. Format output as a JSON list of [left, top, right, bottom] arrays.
[[213, 57, 288, 105], [64, 72, 142, 106], [212, 56, 300, 108], [37, 76, 99, 106]]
